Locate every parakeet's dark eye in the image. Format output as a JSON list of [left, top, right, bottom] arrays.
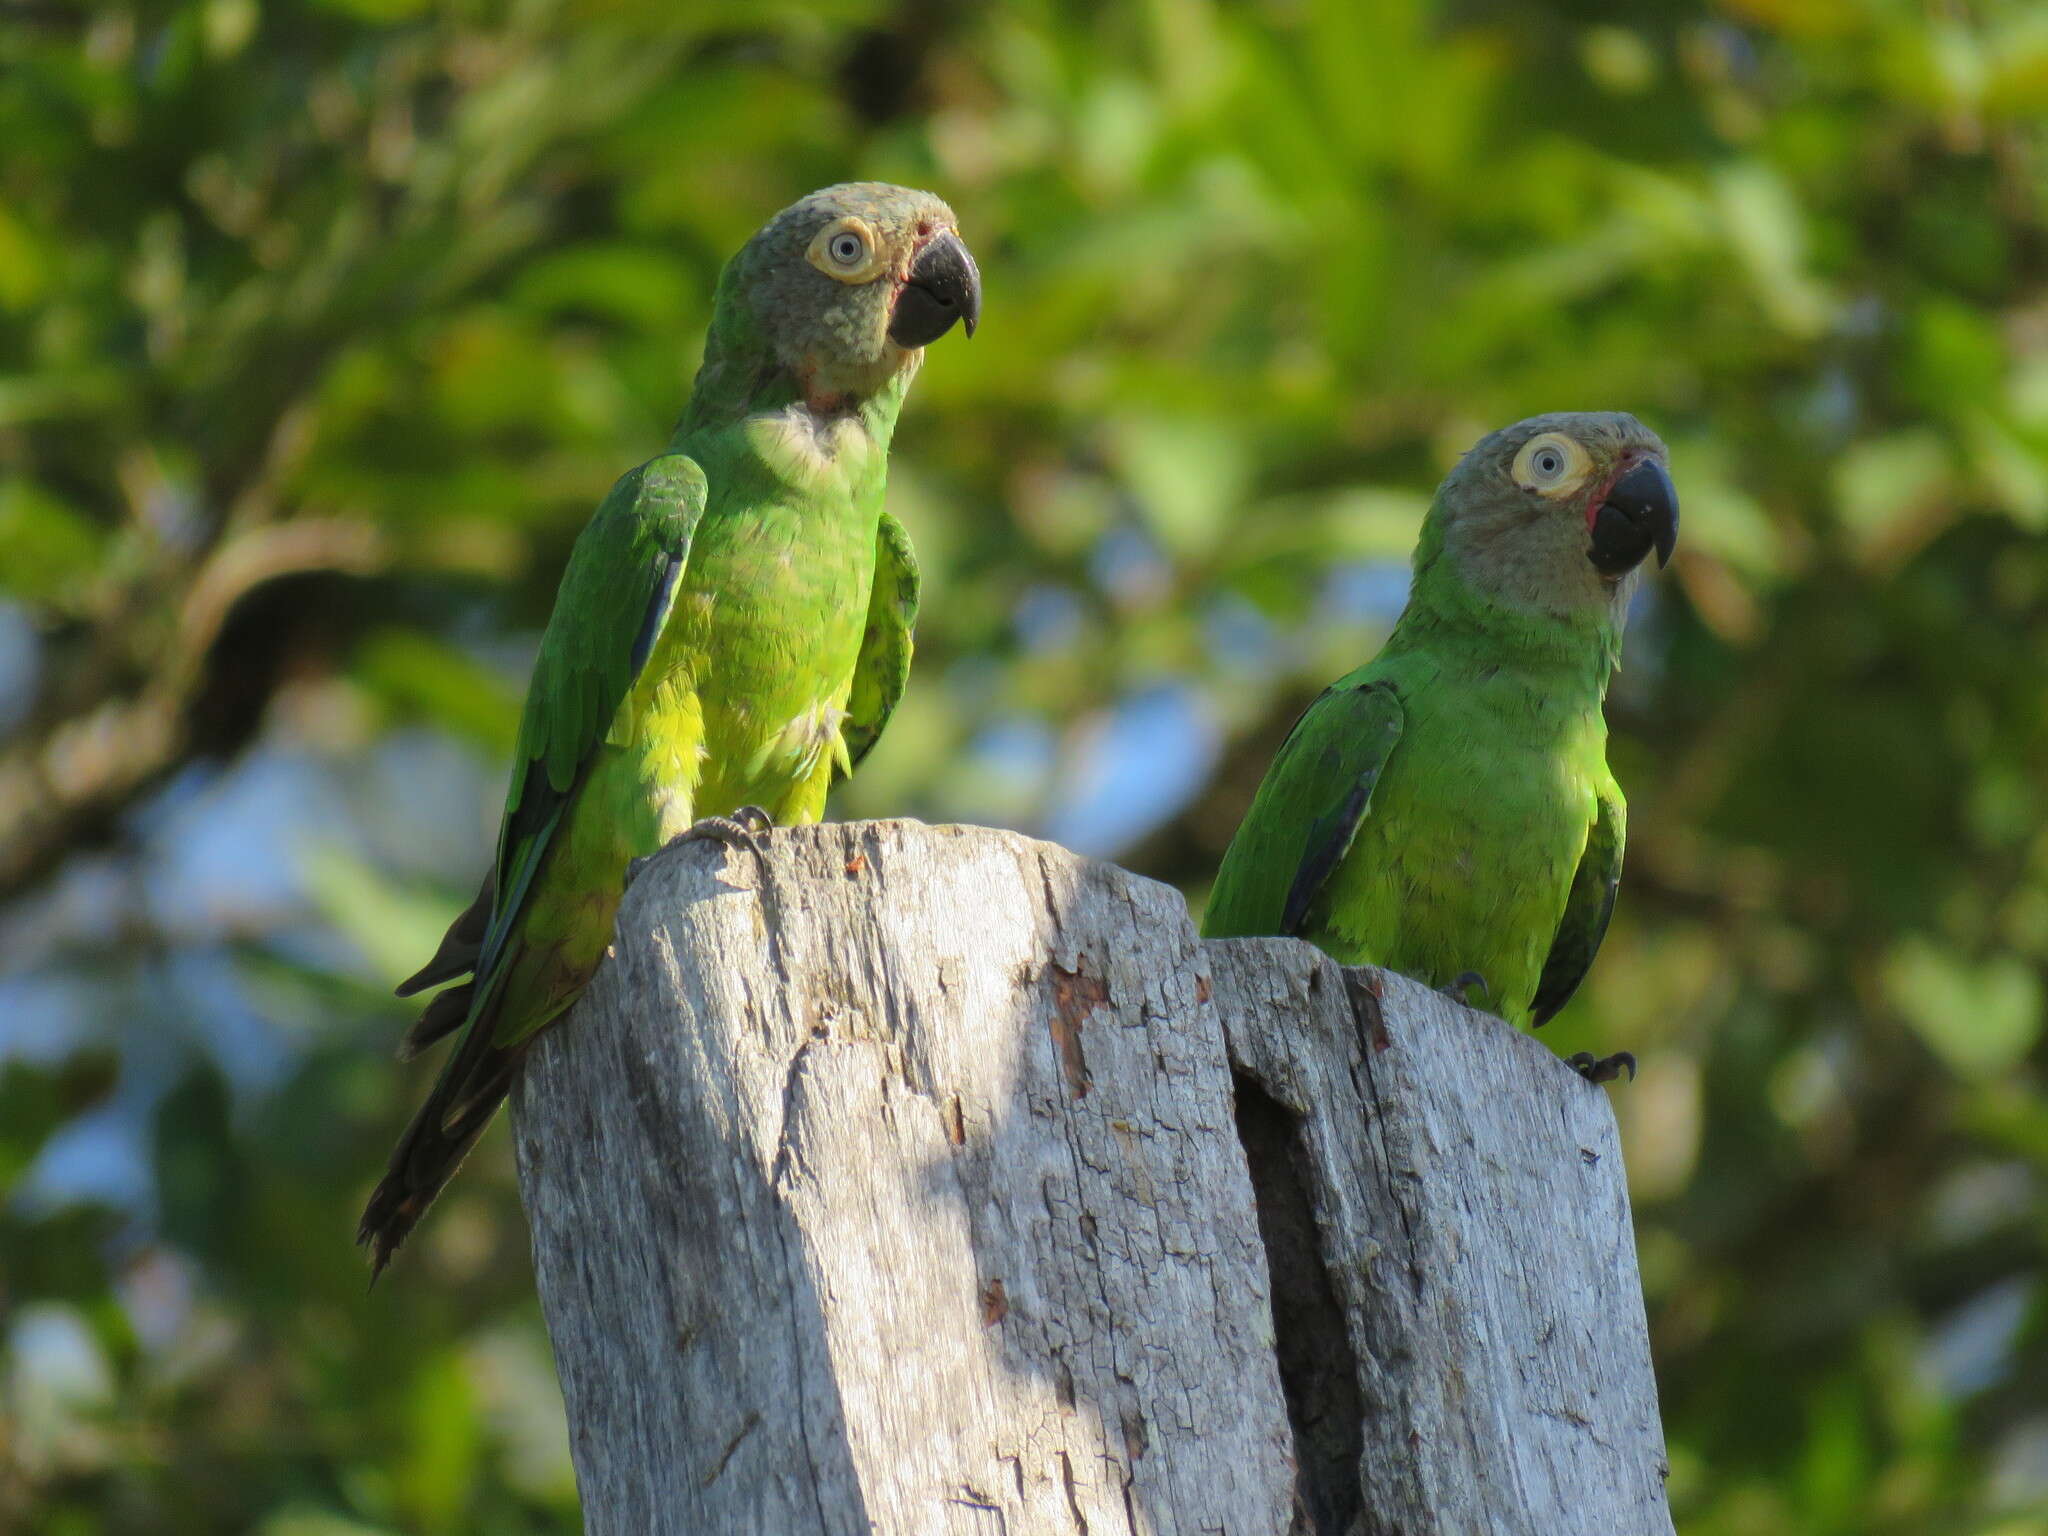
[[1511, 431, 1591, 494], [829, 231, 865, 266]]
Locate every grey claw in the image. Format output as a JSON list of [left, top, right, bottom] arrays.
[[1444, 970, 1493, 1010], [1567, 1050, 1637, 1085], [674, 805, 776, 855]]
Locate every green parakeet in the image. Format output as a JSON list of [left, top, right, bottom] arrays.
[[359, 183, 980, 1275], [1201, 412, 1677, 1081]]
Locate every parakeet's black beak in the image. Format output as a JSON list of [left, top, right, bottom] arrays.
[[1588, 458, 1679, 576], [889, 230, 981, 347]]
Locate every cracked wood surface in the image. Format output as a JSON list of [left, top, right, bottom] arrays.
[[512, 820, 1674, 1535], [1209, 940, 1677, 1536], [512, 820, 1296, 1534]]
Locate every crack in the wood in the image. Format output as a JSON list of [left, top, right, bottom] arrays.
[[1033, 850, 1066, 929], [1120, 1406, 1148, 1461], [672, 976, 848, 1533], [1053, 1355, 1078, 1413], [762, 1114, 839, 1535], [746, 841, 798, 999], [948, 1492, 1008, 1533], [741, 851, 848, 1536], [1232, 1068, 1365, 1536], [701, 1411, 760, 1487], [1345, 970, 1424, 1298], [1119, 1472, 1144, 1536], [768, 1031, 822, 1191], [1057, 1450, 1090, 1534]]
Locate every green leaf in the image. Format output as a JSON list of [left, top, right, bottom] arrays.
[[398, 1347, 482, 1529], [1713, 162, 1836, 339], [1831, 431, 1955, 562], [0, 479, 106, 606], [1883, 937, 2043, 1079], [300, 844, 475, 990], [0, 199, 49, 310], [354, 628, 522, 758], [511, 244, 700, 332], [1112, 414, 1249, 560]]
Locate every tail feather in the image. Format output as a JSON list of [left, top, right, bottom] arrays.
[[397, 981, 475, 1061], [396, 868, 495, 998], [358, 1007, 526, 1282]]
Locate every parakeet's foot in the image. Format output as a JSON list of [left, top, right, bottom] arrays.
[[674, 805, 776, 855], [1443, 970, 1494, 1010], [1567, 1050, 1637, 1084]]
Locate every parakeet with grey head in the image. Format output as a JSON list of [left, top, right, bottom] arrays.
[[1201, 412, 1678, 1081], [359, 183, 980, 1276]]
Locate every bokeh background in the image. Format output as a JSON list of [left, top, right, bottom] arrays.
[[2, 0, 2045, 1531]]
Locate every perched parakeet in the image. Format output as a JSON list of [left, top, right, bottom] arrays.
[[359, 183, 980, 1275], [1200, 412, 1677, 1081]]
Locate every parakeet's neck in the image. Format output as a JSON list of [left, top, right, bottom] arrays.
[[673, 315, 916, 486], [1386, 511, 1628, 700]]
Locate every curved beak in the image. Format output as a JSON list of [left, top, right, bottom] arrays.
[[888, 229, 981, 348], [1589, 458, 1679, 576]]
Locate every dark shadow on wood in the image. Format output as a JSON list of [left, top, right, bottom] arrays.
[[1233, 1069, 1363, 1536], [512, 954, 876, 1534]]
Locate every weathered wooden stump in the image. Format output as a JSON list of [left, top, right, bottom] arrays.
[[511, 820, 1674, 1535]]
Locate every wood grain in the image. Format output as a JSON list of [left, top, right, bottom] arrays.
[[512, 819, 1673, 1535]]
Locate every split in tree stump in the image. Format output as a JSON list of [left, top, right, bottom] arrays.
[[511, 819, 1675, 1536]]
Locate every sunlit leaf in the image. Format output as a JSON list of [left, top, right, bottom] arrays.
[[353, 629, 522, 759], [1884, 937, 2043, 1080], [0, 480, 105, 607]]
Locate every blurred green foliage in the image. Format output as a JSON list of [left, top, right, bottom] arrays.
[[2, 0, 2046, 1531]]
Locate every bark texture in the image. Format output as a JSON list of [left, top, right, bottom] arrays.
[[1209, 941, 1676, 1536], [511, 820, 1674, 1536]]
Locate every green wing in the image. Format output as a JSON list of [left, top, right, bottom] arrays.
[[396, 451, 708, 1054], [838, 509, 919, 775], [362, 450, 708, 1275], [1530, 781, 1625, 1027], [1200, 679, 1405, 939], [477, 453, 708, 1012]]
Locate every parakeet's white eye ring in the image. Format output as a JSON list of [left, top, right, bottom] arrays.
[[806, 217, 886, 283], [1511, 432, 1593, 495]]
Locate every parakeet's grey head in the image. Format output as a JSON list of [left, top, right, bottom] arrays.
[[714, 181, 979, 408], [1427, 411, 1678, 622]]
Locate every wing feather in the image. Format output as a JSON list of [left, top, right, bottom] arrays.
[[1200, 680, 1405, 940], [838, 508, 920, 775], [399, 452, 708, 1030], [361, 450, 708, 1278], [1530, 783, 1625, 1027]]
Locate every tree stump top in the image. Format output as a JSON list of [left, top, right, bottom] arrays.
[[513, 820, 1674, 1536]]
